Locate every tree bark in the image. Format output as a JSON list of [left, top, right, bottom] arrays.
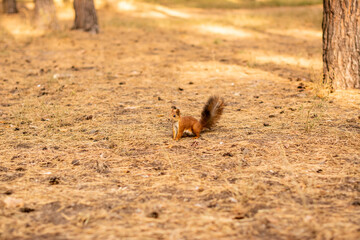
[[3, 0, 18, 14], [322, 0, 360, 90], [73, 0, 99, 33], [34, 0, 59, 30]]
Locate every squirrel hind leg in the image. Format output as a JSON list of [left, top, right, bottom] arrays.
[[192, 125, 201, 139], [193, 134, 200, 139], [192, 131, 200, 139]]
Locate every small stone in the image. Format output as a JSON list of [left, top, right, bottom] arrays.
[[71, 160, 80, 166], [263, 123, 270, 127], [346, 118, 356, 123], [19, 207, 35, 213], [3, 197, 23, 208], [197, 187, 205, 192], [89, 130, 99, 134], [71, 65, 79, 71], [297, 83, 305, 89], [4, 190, 13, 195], [49, 177, 60, 185], [223, 152, 233, 157], [147, 211, 159, 219]]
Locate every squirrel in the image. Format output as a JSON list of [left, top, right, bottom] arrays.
[[170, 96, 224, 140]]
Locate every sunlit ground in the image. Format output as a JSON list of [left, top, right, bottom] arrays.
[[102, 0, 324, 80], [140, 0, 322, 9], [0, 6, 45, 37]]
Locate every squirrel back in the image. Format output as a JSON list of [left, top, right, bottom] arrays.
[[200, 96, 224, 129]]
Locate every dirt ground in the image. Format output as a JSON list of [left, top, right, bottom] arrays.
[[0, 2, 359, 240]]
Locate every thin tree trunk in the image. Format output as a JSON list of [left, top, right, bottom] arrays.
[[3, 0, 18, 14], [34, 0, 59, 30], [322, 0, 360, 90], [73, 0, 99, 33]]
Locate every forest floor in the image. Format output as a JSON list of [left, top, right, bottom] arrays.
[[0, 2, 360, 240]]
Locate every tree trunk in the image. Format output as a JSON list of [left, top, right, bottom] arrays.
[[34, 0, 59, 30], [73, 0, 99, 33], [322, 0, 360, 90], [3, 0, 18, 14]]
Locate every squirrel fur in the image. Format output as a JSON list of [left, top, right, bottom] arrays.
[[170, 96, 224, 140]]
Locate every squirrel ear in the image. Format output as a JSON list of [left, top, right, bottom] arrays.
[[176, 109, 180, 115]]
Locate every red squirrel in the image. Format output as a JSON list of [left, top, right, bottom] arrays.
[[170, 96, 224, 140]]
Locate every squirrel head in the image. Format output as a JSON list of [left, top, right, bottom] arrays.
[[170, 107, 180, 121]]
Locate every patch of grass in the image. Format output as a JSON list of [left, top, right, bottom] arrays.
[[213, 38, 223, 45], [308, 70, 331, 100], [141, 0, 322, 9], [215, 5, 322, 31], [302, 100, 327, 132], [44, 30, 70, 39], [103, 15, 158, 30]]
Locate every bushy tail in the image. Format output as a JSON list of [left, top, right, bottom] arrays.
[[200, 96, 224, 129]]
